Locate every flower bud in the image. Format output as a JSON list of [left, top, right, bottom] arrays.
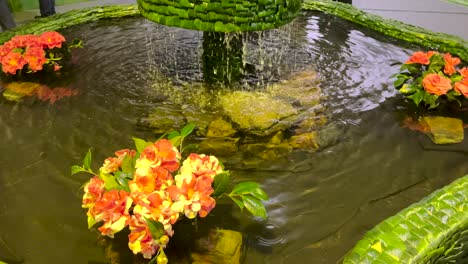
[[159, 235, 170, 246]]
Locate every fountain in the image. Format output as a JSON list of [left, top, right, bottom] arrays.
[[0, 0, 467, 263]]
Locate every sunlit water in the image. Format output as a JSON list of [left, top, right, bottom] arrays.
[[1, 11, 467, 264]]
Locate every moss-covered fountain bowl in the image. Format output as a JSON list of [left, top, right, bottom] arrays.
[[137, 0, 303, 32]]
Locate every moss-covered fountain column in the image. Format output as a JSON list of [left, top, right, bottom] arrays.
[[137, 0, 302, 84]]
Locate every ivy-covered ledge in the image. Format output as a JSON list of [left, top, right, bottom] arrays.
[[301, 0, 468, 63], [343, 175, 468, 263], [0, 5, 140, 44], [1, 1, 467, 63]]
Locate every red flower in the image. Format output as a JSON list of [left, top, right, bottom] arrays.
[[459, 67, 468, 79], [23, 47, 47, 72], [443, 53, 461, 76], [405, 51, 435, 65], [82, 176, 105, 208], [1, 51, 27, 74], [422, 73, 452, 96], [454, 78, 468, 98], [91, 189, 133, 237], [9, 34, 41, 48], [40, 31, 66, 49]]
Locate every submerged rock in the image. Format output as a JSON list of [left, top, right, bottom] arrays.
[[141, 104, 186, 134], [219, 91, 298, 136], [289, 132, 320, 150], [267, 69, 322, 108], [422, 116, 464, 144], [206, 118, 237, 138], [191, 229, 242, 264], [199, 137, 240, 156]]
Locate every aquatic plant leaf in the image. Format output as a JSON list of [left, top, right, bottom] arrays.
[[133, 137, 152, 154], [83, 149, 92, 171], [145, 217, 165, 240], [212, 172, 231, 197], [71, 165, 87, 175], [181, 123, 196, 137], [230, 196, 244, 210], [181, 143, 198, 153], [242, 195, 267, 219], [231, 182, 260, 195]]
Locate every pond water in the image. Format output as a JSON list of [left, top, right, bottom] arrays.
[[1, 11, 468, 264]]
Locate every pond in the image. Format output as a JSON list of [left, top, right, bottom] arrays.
[[1, 11, 467, 264]]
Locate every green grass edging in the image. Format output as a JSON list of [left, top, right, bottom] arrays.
[[0, 5, 140, 44], [2, 1, 467, 62], [302, 0, 468, 62], [343, 175, 468, 263]]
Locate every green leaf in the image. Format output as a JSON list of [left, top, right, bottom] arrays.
[[121, 155, 134, 174], [145, 217, 165, 240], [408, 90, 424, 106], [181, 143, 198, 153], [242, 195, 267, 219], [114, 171, 131, 192], [169, 135, 182, 146], [88, 215, 96, 229], [212, 172, 231, 197], [231, 182, 260, 195], [181, 123, 196, 137], [167, 131, 180, 140], [83, 149, 92, 170], [147, 256, 157, 264], [394, 78, 407, 89], [399, 84, 417, 94], [71, 165, 88, 175], [250, 187, 269, 201], [423, 92, 439, 109], [230, 196, 244, 210], [133, 137, 153, 154], [100, 172, 121, 190]]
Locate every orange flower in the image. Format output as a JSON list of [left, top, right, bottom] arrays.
[[443, 53, 461, 76], [405, 51, 435, 65], [135, 139, 181, 176], [180, 153, 223, 179], [82, 176, 105, 208], [40, 31, 66, 49], [454, 78, 468, 98], [23, 47, 47, 72], [100, 149, 136, 174], [9, 34, 41, 48], [1, 51, 27, 74], [91, 189, 133, 237], [129, 166, 173, 194], [422, 73, 452, 96], [128, 216, 159, 259], [53, 62, 61, 71], [459, 67, 468, 79]]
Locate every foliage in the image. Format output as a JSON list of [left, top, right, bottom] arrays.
[[72, 124, 268, 263], [0, 31, 82, 76], [393, 51, 468, 109]]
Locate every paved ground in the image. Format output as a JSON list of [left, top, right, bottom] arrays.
[[5, 0, 468, 40]]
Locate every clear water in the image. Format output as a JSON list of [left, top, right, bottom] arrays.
[[1, 11, 467, 264]]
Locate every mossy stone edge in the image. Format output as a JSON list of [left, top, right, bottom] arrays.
[[343, 175, 468, 264]]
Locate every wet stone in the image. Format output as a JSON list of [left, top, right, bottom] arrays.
[[191, 229, 242, 264], [198, 137, 240, 156], [206, 118, 237, 138], [422, 116, 464, 144], [219, 90, 298, 136]]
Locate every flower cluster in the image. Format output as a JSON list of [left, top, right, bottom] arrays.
[[81, 139, 224, 260], [0, 31, 79, 75], [394, 51, 467, 108]]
